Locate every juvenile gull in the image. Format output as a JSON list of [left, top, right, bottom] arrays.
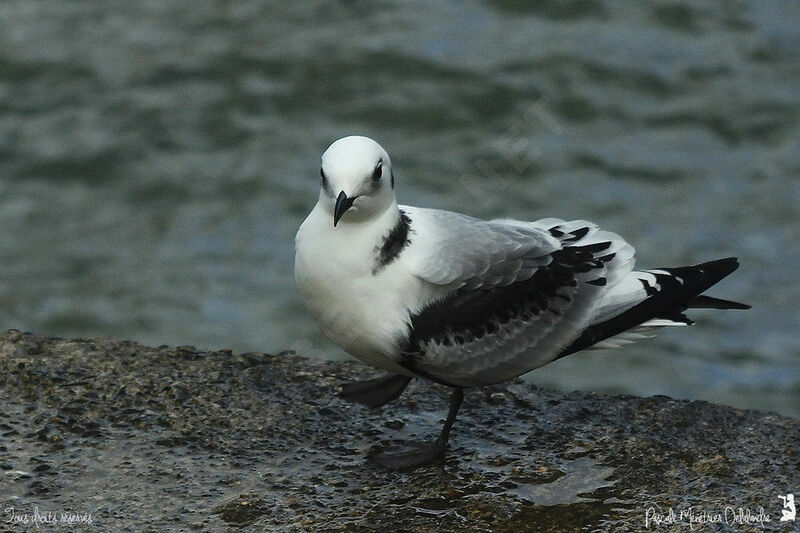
[[294, 135, 750, 469]]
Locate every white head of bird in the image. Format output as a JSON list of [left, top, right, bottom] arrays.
[[319, 136, 396, 226]]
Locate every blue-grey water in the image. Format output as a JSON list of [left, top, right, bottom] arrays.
[[1, 1, 798, 418]]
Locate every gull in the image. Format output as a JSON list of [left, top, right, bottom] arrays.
[[295, 135, 750, 469]]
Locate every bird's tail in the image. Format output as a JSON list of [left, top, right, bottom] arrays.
[[558, 257, 750, 357]]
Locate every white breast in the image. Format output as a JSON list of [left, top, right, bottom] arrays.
[[294, 202, 424, 376]]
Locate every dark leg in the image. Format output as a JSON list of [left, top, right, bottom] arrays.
[[371, 387, 464, 470], [339, 374, 412, 408]]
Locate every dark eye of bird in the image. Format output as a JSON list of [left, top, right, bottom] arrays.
[[372, 164, 382, 182]]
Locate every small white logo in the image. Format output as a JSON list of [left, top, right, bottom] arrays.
[[779, 494, 796, 522]]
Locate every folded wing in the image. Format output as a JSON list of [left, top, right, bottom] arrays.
[[398, 209, 635, 386]]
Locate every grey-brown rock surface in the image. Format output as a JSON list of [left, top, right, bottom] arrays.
[[1, 330, 797, 532]]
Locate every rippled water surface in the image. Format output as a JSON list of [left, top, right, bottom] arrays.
[[1, 1, 798, 417]]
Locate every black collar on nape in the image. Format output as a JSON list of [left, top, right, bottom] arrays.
[[372, 209, 411, 275]]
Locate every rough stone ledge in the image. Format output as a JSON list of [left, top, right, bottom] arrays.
[[0, 330, 797, 532]]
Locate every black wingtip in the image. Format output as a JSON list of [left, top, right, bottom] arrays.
[[689, 295, 751, 310], [558, 256, 749, 358], [699, 256, 739, 275], [673, 257, 749, 310], [687, 257, 742, 295]]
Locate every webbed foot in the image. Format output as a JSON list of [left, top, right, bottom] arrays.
[[338, 374, 412, 408], [371, 442, 446, 470], [371, 387, 464, 470]]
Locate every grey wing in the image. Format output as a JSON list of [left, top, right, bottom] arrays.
[[399, 206, 562, 290], [398, 210, 636, 387]]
